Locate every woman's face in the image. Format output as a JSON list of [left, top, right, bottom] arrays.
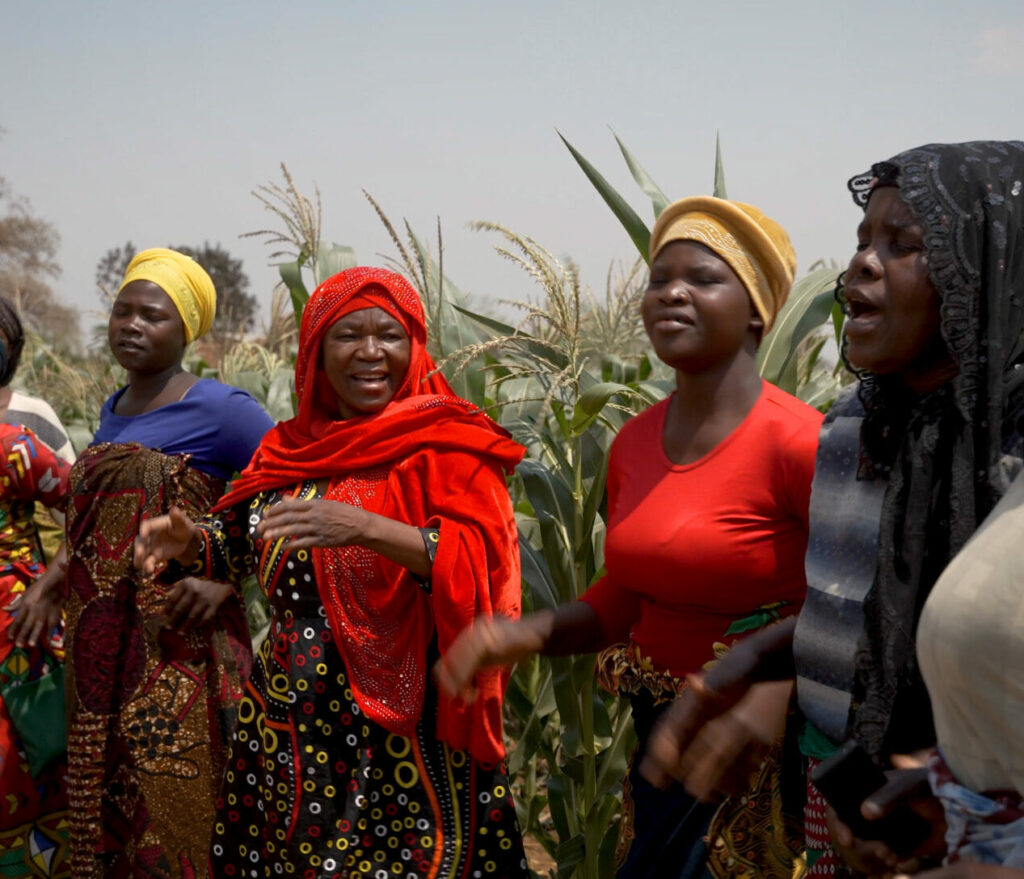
[[641, 240, 761, 373], [108, 280, 187, 374], [321, 306, 411, 419], [842, 187, 955, 389]]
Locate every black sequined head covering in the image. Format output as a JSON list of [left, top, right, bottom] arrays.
[[844, 141, 1024, 758]]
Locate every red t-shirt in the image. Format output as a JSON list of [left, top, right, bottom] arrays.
[[581, 380, 823, 677]]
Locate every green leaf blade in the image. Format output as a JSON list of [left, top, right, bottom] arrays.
[[714, 131, 728, 199], [278, 259, 309, 330], [559, 130, 652, 264], [756, 266, 839, 393], [611, 129, 669, 219]]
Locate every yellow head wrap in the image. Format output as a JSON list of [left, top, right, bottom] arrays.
[[649, 196, 796, 333], [117, 248, 217, 343]]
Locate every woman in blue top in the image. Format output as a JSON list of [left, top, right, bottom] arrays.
[[12, 248, 274, 879]]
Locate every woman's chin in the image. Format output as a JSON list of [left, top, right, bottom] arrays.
[[334, 395, 394, 420]]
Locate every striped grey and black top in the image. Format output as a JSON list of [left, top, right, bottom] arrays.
[[793, 385, 886, 744]]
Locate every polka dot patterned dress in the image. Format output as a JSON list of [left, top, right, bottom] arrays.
[[201, 483, 528, 879]]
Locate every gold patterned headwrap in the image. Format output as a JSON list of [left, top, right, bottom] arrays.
[[649, 196, 796, 333], [117, 248, 217, 343]]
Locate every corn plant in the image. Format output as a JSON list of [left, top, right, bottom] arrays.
[[431, 224, 668, 878]]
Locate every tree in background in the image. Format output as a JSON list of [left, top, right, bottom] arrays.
[[94, 240, 135, 304], [95, 241, 258, 339], [0, 176, 78, 347]]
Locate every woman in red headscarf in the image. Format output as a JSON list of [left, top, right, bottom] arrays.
[[135, 267, 528, 878]]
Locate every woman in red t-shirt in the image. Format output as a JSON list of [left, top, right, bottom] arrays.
[[439, 196, 824, 878]]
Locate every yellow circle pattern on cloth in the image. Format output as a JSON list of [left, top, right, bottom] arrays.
[[205, 483, 529, 879]]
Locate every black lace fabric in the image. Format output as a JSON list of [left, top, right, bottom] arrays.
[[842, 141, 1024, 759]]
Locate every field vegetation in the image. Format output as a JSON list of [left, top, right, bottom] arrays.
[[12, 136, 850, 878]]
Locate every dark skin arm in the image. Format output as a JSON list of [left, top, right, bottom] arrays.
[[640, 616, 797, 787], [257, 496, 431, 578], [435, 602, 604, 701]]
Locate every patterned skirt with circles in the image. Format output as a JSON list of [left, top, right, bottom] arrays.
[[204, 486, 528, 879]]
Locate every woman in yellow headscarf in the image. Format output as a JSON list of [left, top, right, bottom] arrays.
[[438, 198, 824, 878], [11, 247, 275, 879]]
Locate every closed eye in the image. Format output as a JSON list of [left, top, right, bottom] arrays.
[[891, 239, 923, 254]]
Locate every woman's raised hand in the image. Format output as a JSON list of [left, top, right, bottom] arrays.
[[134, 506, 202, 574], [258, 497, 369, 549]]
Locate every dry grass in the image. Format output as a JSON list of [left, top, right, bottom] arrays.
[[243, 163, 322, 266]]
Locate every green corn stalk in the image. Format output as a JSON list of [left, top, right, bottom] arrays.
[[432, 225, 666, 877]]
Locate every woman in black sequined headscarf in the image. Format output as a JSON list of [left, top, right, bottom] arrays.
[[844, 142, 1024, 761], [642, 141, 1024, 878]]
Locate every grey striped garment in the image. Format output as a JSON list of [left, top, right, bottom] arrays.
[[1, 390, 75, 462], [793, 384, 886, 744]]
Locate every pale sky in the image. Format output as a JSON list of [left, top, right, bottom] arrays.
[[4, 0, 1024, 334]]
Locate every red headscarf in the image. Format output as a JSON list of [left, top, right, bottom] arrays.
[[216, 267, 524, 762]]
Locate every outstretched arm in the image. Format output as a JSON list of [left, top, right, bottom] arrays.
[[435, 601, 605, 702]]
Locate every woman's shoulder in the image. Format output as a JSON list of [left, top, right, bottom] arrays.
[[823, 383, 865, 422], [8, 389, 63, 422], [191, 379, 274, 420], [0, 420, 30, 444], [6, 390, 75, 460], [96, 387, 127, 429], [751, 383, 824, 469], [612, 396, 671, 449], [759, 381, 826, 430], [189, 377, 256, 404], [100, 385, 126, 411]]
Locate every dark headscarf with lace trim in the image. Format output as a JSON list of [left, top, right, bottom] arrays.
[[841, 141, 1024, 759]]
